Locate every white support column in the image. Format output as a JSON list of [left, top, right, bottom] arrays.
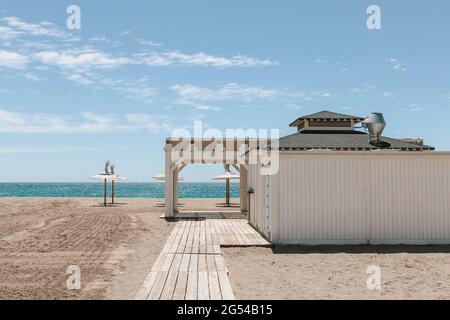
[[164, 144, 174, 217], [240, 165, 248, 213], [173, 166, 179, 212]]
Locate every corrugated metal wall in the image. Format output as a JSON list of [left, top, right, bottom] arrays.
[[252, 152, 450, 244]]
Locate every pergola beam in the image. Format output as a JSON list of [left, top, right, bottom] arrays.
[[164, 138, 259, 217]]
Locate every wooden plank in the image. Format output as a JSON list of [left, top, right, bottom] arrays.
[[221, 221, 233, 244], [159, 253, 175, 272], [185, 271, 197, 300], [206, 254, 216, 271], [198, 254, 207, 272], [179, 253, 190, 272], [135, 271, 158, 300], [197, 271, 210, 300], [192, 222, 200, 254], [176, 221, 190, 253], [163, 225, 179, 253], [206, 225, 213, 253], [150, 253, 166, 272], [188, 253, 198, 272], [208, 271, 222, 300], [214, 255, 227, 272], [147, 271, 169, 300], [184, 222, 195, 254], [160, 254, 183, 300], [200, 221, 206, 253], [169, 223, 185, 253], [218, 271, 235, 300], [160, 272, 179, 300], [172, 271, 188, 300], [228, 222, 241, 244]]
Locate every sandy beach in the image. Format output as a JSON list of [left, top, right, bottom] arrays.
[[223, 246, 450, 300], [1, 197, 450, 300], [0, 197, 237, 299]]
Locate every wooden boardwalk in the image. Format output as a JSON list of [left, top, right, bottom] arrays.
[[136, 220, 269, 300]]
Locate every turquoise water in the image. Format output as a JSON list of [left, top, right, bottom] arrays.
[[0, 182, 240, 198]]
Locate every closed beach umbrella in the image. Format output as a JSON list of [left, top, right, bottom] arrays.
[[90, 173, 112, 206], [91, 161, 125, 206], [213, 165, 239, 207]]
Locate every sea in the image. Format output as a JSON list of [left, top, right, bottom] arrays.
[[0, 182, 240, 198]]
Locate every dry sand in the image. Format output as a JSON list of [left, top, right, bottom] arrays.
[[2, 197, 450, 300], [0, 197, 237, 300], [222, 246, 450, 300]]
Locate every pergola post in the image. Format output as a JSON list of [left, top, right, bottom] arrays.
[[173, 166, 179, 212], [240, 165, 248, 212], [164, 144, 174, 217]]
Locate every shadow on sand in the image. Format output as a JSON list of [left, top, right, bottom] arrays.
[[271, 245, 450, 255]]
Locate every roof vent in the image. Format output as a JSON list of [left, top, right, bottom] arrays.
[[400, 138, 424, 146], [363, 112, 390, 148]]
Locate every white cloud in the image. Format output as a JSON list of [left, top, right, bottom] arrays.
[[0, 146, 128, 153], [0, 109, 173, 134], [174, 98, 221, 111], [338, 106, 358, 112], [22, 72, 44, 81], [119, 31, 162, 47], [141, 51, 278, 68], [35, 50, 134, 70], [0, 88, 16, 95], [0, 26, 24, 39], [170, 83, 333, 106], [194, 105, 221, 111], [0, 147, 70, 154], [1, 16, 74, 40], [350, 84, 376, 95], [388, 58, 407, 71], [62, 73, 158, 104], [0, 15, 280, 108], [0, 50, 29, 69], [315, 59, 330, 64], [285, 103, 303, 110], [88, 36, 122, 47], [67, 73, 94, 85], [170, 83, 281, 101], [442, 94, 450, 100], [125, 114, 173, 133], [402, 104, 426, 112], [383, 91, 397, 99]]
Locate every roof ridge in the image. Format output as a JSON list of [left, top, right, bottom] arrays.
[[289, 110, 365, 127]]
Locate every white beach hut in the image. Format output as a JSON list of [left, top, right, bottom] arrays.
[[247, 111, 450, 245]]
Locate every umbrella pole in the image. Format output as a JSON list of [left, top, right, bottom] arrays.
[[226, 178, 230, 207], [104, 178, 107, 206], [112, 180, 115, 205]]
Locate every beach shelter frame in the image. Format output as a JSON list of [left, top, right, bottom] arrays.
[[164, 138, 260, 218]]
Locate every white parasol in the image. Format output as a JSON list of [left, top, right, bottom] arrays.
[[213, 165, 239, 206]]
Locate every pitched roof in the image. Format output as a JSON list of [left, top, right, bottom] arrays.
[[289, 110, 365, 127], [273, 131, 434, 151]]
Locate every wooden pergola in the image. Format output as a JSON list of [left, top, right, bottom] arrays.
[[164, 138, 261, 217]]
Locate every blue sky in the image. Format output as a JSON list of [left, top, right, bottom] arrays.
[[1, 0, 450, 182]]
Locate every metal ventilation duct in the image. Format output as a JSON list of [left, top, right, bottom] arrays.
[[363, 112, 386, 144]]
